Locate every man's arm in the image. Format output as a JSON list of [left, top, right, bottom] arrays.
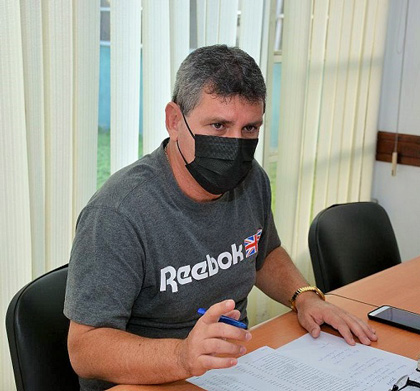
[[67, 300, 251, 385], [255, 246, 377, 346]]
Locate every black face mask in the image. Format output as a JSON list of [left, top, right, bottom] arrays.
[[177, 113, 258, 195]]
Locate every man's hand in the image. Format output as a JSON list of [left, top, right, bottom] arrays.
[[295, 292, 378, 346], [177, 299, 252, 377], [255, 246, 378, 347]]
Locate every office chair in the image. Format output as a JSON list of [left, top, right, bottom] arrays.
[[6, 264, 79, 391], [308, 202, 401, 292]]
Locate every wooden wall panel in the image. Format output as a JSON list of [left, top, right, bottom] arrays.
[[376, 131, 420, 167]]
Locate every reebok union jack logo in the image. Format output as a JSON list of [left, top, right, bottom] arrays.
[[244, 229, 262, 258]]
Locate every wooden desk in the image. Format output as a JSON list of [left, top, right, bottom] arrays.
[[108, 258, 420, 391], [108, 297, 420, 391], [330, 256, 420, 311]]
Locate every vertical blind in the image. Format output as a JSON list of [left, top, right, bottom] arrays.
[[1, 1, 100, 389], [276, 0, 390, 282], [142, 0, 172, 155], [0, 0, 390, 388], [1, 2, 32, 387], [110, 0, 142, 172]]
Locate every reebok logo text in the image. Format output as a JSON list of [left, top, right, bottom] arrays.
[[160, 243, 244, 293]]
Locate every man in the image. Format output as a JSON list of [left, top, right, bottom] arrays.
[[65, 45, 377, 391]]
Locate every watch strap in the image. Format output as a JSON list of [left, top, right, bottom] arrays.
[[290, 286, 325, 312]]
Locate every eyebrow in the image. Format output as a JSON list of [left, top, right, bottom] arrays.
[[245, 120, 264, 127], [205, 117, 264, 127]]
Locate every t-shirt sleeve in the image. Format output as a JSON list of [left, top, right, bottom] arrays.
[[255, 208, 281, 270], [64, 205, 145, 330], [254, 168, 281, 271]]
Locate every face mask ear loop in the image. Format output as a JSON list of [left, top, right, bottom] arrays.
[[181, 112, 196, 140], [176, 140, 189, 165], [176, 111, 196, 165]]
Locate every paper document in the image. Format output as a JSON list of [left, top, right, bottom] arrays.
[[188, 332, 420, 391]]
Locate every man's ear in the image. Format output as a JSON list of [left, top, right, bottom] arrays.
[[165, 102, 182, 139]]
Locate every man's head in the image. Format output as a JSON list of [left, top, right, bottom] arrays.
[[166, 45, 266, 201], [172, 45, 266, 116]]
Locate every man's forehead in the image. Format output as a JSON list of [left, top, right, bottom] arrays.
[[193, 91, 264, 112]]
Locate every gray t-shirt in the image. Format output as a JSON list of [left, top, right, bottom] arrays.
[[64, 139, 281, 390]]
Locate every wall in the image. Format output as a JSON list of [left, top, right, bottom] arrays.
[[372, 0, 420, 261]]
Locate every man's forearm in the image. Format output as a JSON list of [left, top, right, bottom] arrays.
[[68, 321, 188, 385], [255, 247, 378, 346], [255, 246, 309, 306]]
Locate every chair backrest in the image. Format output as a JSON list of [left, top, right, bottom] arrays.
[[308, 202, 401, 292], [6, 264, 79, 391]]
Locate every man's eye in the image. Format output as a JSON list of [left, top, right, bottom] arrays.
[[244, 125, 258, 133], [211, 123, 224, 130]]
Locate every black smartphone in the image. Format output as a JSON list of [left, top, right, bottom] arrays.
[[368, 305, 420, 334]]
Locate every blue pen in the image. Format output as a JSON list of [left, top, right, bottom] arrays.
[[197, 308, 247, 329]]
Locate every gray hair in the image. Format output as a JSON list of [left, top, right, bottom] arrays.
[[172, 45, 266, 115]]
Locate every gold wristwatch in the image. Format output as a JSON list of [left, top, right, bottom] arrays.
[[290, 286, 325, 312]]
